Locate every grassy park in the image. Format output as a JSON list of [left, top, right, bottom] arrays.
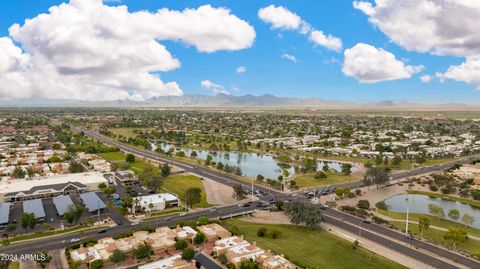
[[163, 175, 210, 208], [222, 219, 406, 269], [97, 151, 157, 173], [293, 171, 356, 188]]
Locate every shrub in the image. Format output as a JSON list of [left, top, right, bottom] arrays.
[[429, 184, 439, 192], [257, 227, 267, 237], [355, 189, 362, 196], [340, 205, 355, 212], [194, 233, 206, 245], [269, 229, 281, 239], [372, 216, 389, 225], [91, 259, 103, 269], [357, 200, 370, 209], [375, 201, 388, 211], [181, 248, 195, 261], [218, 254, 228, 264], [175, 240, 188, 250]]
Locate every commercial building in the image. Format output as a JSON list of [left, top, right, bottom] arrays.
[[52, 195, 75, 216], [0, 172, 109, 202], [23, 199, 46, 219], [135, 193, 179, 212], [0, 202, 10, 224], [79, 192, 106, 213]]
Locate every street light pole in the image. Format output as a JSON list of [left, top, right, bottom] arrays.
[[405, 197, 409, 236]]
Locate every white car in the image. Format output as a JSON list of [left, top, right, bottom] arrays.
[[179, 212, 187, 217], [131, 222, 140, 226], [70, 238, 80, 243]]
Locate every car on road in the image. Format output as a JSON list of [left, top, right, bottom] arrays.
[[98, 229, 107, 234], [363, 219, 371, 224], [70, 238, 80, 243], [210, 207, 217, 211], [164, 217, 172, 221], [131, 222, 140, 226], [193, 166, 198, 169], [179, 212, 187, 217]]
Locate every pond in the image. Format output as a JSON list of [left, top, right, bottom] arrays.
[[152, 142, 359, 180], [384, 194, 480, 229], [152, 142, 294, 179], [317, 160, 358, 173]]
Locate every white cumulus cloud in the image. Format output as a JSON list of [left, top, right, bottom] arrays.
[[236, 66, 246, 73], [437, 58, 480, 90], [201, 80, 229, 95], [258, 5, 301, 30], [353, 0, 480, 57], [282, 53, 298, 63], [309, 30, 342, 52], [342, 43, 423, 83], [420, 75, 432, 83], [0, 0, 255, 101], [258, 5, 341, 52]]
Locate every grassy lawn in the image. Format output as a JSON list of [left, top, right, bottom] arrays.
[[222, 219, 406, 269], [293, 171, 357, 188], [163, 175, 211, 208], [97, 151, 157, 173], [405, 190, 480, 208], [389, 221, 480, 255], [377, 209, 480, 238], [109, 128, 155, 138]]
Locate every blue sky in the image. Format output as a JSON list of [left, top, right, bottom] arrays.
[[0, 0, 478, 103]]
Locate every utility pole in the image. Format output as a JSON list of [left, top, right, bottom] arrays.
[[405, 197, 409, 236]]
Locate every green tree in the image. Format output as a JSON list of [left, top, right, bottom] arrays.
[[5, 224, 16, 232], [194, 232, 205, 245], [35, 251, 52, 268], [110, 250, 127, 264], [392, 155, 402, 166], [20, 213, 37, 230], [232, 184, 245, 200], [275, 200, 284, 211], [428, 204, 445, 221], [69, 161, 85, 173], [175, 240, 188, 250], [448, 209, 460, 221], [341, 163, 352, 175], [98, 182, 107, 190], [364, 167, 390, 188], [357, 200, 370, 209], [256, 174, 264, 182], [133, 244, 152, 260], [418, 215, 430, 236], [12, 166, 26, 178], [239, 259, 259, 269], [90, 259, 103, 269], [160, 163, 171, 177], [181, 248, 195, 261], [148, 175, 163, 193], [257, 227, 267, 237], [125, 153, 135, 163], [461, 214, 475, 228], [443, 227, 468, 248], [185, 187, 202, 208]]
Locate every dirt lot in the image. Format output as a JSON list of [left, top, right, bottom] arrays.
[[202, 178, 235, 205], [241, 211, 291, 224]]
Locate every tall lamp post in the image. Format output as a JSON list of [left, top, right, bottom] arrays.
[[405, 196, 410, 236]]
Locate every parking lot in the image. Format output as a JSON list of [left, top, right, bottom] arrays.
[[4, 191, 117, 236]]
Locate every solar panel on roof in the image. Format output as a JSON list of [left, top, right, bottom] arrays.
[[79, 192, 106, 212], [53, 195, 75, 216], [0, 203, 10, 224], [23, 199, 46, 219]]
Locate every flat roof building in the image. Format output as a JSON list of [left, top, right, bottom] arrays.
[[23, 199, 46, 219], [0, 172, 108, 202], [80, 192, 106, 212], [53, 195, 75, 216], [0, 202, 10, 224], [135, 193, 179, 212]]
